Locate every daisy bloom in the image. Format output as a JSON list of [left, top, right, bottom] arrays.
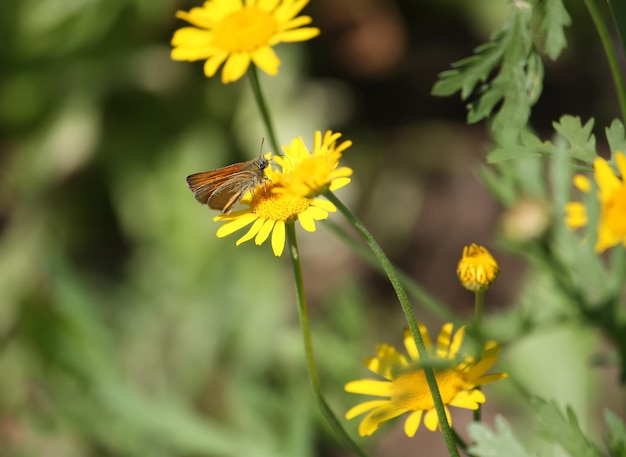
[[345, 323, 507, 437], [565, 151, 626, 252], [457, 244, 499, 292], [171, 0, 320, 83], [214, 130, 352, 256]]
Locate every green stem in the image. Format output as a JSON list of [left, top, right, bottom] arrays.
[[323, 219, 457, 322], [325, 191, 460, 457], [607, 0, 626, 57], [584, 0, 626, 124], [451, 427, 469, 455], [474, 291, 484, 323], [473, 290, 484, 423], [285, 223, 369, 457], [248, 66, 366, 455], [248, 66, 282, 155]]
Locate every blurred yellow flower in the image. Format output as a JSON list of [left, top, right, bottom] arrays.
[[345, 323, 507, 437], [171, 0, 320, 83], [457, 244, 499, 292], [565, 152, 626, 252], [214, 130, 352, 256]]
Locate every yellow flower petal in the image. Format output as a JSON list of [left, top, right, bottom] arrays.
[[274, 27, 320, 43], [297, 211, 316, 232], [345, 400, 389, 420], [222, 52, 251, 83], [344, 379, 392, 397], [204, 51, 229, 77], [448, 326, 465, 359], [436, 323, 454, 358], [251, 45, 280, 75], [345, 322, 506, 437], [271, 220, 286, 256], [310, 199, 336, 212], [359, 404, 406, 437], [235, 217, 265, 245], [171, 0, 318, 81], [565, 202, 588, 228], [215, 212, 258, 237], [255, 218, 275, 245], [573, 174, 592, 192], [404, 410, 424, 437]]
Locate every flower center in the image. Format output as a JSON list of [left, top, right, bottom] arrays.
[[252, 191, 310, 222], [213, 8, 278, 52], [603, 185, 626, 235], [391, 369, 465, 411]]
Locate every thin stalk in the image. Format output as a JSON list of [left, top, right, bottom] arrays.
[[325, 191, 460, 457], [248, 66, 282, 155], [584, 0, 626, 123], [248, 66, 367, 455], [474, 291, 484, 323], [473, 290, 485, 423], [451, 427, 470, 455], [285, 223, 369, 457]]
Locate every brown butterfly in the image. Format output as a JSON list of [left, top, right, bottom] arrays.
[[186, 156, 269, 214]]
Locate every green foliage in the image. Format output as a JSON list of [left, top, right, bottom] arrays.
[[468, 416, 531, 457], [533, 399, 603, 457], [540, 0, 572, 60], [606, 119, 626, 157], [432, 0, 572, 143], [607, 0, 626, 63], [604, 409, 626, 457]]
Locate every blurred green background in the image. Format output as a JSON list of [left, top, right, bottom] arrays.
[[0, 0, 623, 456]]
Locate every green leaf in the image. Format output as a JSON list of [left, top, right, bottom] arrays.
[[533, 398, 603, 457], [604, 409, 626, 457], [540, 0, 572, 60], [478, 164, 518, 206], [488, 129, 554, 162], [468, 416, 531, 457], [606, 119, 626, 155], [552, 115, 597, 163], [432, 3, 539, 140]]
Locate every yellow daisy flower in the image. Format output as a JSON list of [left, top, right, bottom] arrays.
[[457, 244, 499, 292], [272, 130, 353, 197], [565, 151, 626, 252], [214, 130, 353, 256], [171, 0, 320, 83], [345, 323, 507, 437]]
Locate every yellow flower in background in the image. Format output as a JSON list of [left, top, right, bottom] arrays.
[[457, 244, 499, 292], [214, 130, 352, 256], [171, 0, 320, 83], [344, 323, 507, 437], [565, 152, 626, 253]]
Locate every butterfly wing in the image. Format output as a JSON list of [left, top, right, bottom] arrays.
[[186, 162, 249, 204]]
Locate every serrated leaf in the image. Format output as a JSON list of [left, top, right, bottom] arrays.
[[552, 115, 597, 163], [533, 398, 603, 457], [432, 3, 539, 140], [604, 409, 626, 457], [606, 119, 626, 155], [431, 42, 503, 99], [488, 130, 554, 162], [468, 416, 531, 457], [540, 0, 572, 60]]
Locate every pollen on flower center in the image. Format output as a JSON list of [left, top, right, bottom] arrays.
[[604, 187, 626, 234], [253, 192, 310, 221], [392, 369, 464, 410], [213, 8, 278, 52]]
